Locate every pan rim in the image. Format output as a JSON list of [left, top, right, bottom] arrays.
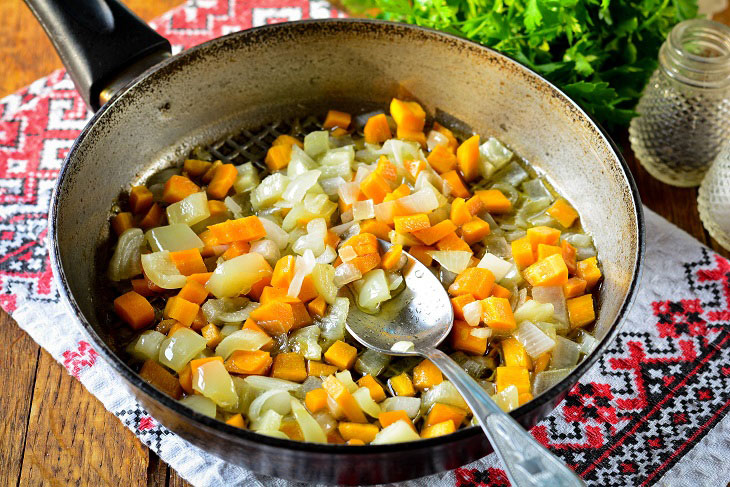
[[48, 17, 645, 461]]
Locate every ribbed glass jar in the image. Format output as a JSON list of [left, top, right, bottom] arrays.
[[629, 19, 730, 187], [698, 141, 730, 250]]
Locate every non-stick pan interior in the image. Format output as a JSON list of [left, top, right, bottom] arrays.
[[50, 19, 642, 482]]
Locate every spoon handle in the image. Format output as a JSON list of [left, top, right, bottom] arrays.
[[424, 348, 584, 487]]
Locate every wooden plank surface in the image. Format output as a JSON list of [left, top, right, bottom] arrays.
[[0, 2, 728, 487]]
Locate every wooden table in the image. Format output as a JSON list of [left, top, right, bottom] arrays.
[[1, 2, 728, 486]]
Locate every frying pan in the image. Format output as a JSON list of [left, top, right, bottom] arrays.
[[28, 0, 645, 483]]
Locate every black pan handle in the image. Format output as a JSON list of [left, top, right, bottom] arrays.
[[24, 0, 172, 110]]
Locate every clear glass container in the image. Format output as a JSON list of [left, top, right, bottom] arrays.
[[698, 141, 730, 250], [629, 19, 730, 187]]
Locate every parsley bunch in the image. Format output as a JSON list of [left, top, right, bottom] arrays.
[[344, 0, 698, 129]]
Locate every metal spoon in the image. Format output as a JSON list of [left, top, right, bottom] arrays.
[[344, 240, 584, 487]]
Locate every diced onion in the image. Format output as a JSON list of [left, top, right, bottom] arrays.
[[513, 321, 556, 359], [371, 420, 421, 444], [166, 191, 210, 226], [248, 389, 292, 421], [356, 269, 391, 310], [192, 359, 238, 409], [108, 228, 144, 281], [334, 370, 359, 393], [374, 200, 397, 224], [551, 336, 581, 369], [396, 189, 439, 215], [291, 398, 327, 443], [338, 181, 360, 205], [250, 239, 280, 265], [531, 286, 568, 324], [427, 250, 472, 274], [381, 397, 421, 418], [244, 375, 303, 394], [179, 395, 217, 418], [330, 220, 358, 236], [462, 300, 483, 327], [252, 409, 283, 432], [288, 249, 316, 298], [353, 199, 375, 220], [532, 368, 574, 396], [141, 251, 187, 289], [491, 385, 519, 412], [421, 381, 468, 413], [251, 173, 289, 209], [206, 252, 272, 298], [334, 262, 362, 287], [579, 332, 599, 356], [318, 298, 349, 347], [202, 297, 258, 324], [391, 341, 415, 353], [214, 329, 271, 359], [320, 176, 346, 196], [513, 300, 554, 323], [338, 246, 358, 262], [304, 131, 330, 157], [258, 216, 289, 248], [477, 253, 513, 282], [125, 330, 165, 361], [316, 245, 337, 264], [312, 264, 338, 304], [480, 137, 513, 169], [283, 170, 321, 203], [426, 130, 449, 151], [233, 162, 260, 193], [471, 327, 492, 339], [224, 195, 244, 219], [355, 350, 391, 377], [146, 224, 203, 252], [289, 325, 322, 360], [158, 328, 207, 372], [352, 387, 382, 418]]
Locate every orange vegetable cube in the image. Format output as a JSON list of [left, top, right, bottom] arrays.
[[450, 198, 472, 227], [351, 253, 382, 275], [436, 232, 472, 252], [221, 240, 251, 261], [178, 364, 193, 394], [390, 98, 426, 132], [129, 185, 154, 215], [482, 296, 517, 332], [323, 110, 351, 130], [201, 323, 223, 348], [448, 267, 495, 300], [167, 322, 187, 337], [523, 253, 569, 287], [324, 340, 358, 370], [163, 296, 200, 328], [305, 388, 329, 413], [225, 413, 246, 429], [561, 240, 578, 274], [577, 257, 602, 289], [375, 156, 398, 182], [424, 403, 467, 428], [547, 198, 579, 228], [169, 248, 207, 276], [206, 163, 238, 200], [563, 277, 587, 299], [379, 411, 416, 431], [343, 232, 379, 256], [138, 203, 164, 230], [225, 350, 272, 375], [403, 158, 426, 181], [442, 170, 471, 198], [139, 360, 183, 400], [187, 272, 212, 287], [397, 126, 427, 147], [290, 301, 313, 329], [476, 189, 512, 213], [501, 337, 531, 368], [260, 285, 301, 305], [360, 219, 392, 241], [114, 291, 155, 330], [389, 373, 416, 397], [495, 366, 530, 393], [322, 375, 367, 423], [272, 134, 304, 149], [201, 161, 221, 184], [412, 360, 443, 391], [451, 319, 487, 355], [384, 183, 411, 202], [307, 295, 328, 318], [427, 144, 458, 174], [491, 284, 511, 299], [421, 419, 456, 439], [451, 294, 476, 320], [207, 199, 228, 218], [249, 301, 295, 334], [408, 245, 434, 266], [207, 216, 266, 244], [338, 422, 380, 444], [271, 352, 308, 382], [360, 171, 391, 204], [162, 175, 200, 204], [381, 244, 404, 271], [307, 360, 338, 377], [394, 214, 431, 234], [271, 255, 296, 289], [242, 318, 274, 351], [511, 236, 536, 269], [363, 113, 392, 144], [346, 439, 365, 446], [432, 122, 459, 152], [527, 226, 562, 253], [461, 217, 491, 244], [533, 352, 551, 374], [183, 159, 212, 178], [357, 375, 387, 402], [518, 392, 533, 406], [456, 135, 480, 182], [567, 294, 596, 328], [412, 220, 457, 246], [177, 281, 208, 305], [536, 243, 562, 261], [265, 144, 291, 171], [112, 212, 135, 236]]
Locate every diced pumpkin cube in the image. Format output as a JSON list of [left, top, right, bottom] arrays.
[[394, 214, 431, 234], [390, 98, 426, 132], [338, 422, 380, 444], [169, 248, 207, 276], [265, 144, 291, 171], [381, 244, 403, 271], [432, 122, 459, 152], [442, 170, 471, 198], [360, 171, 392, 204], [363, 113, 392, 144], [322, 375, 367, 423], [408, 245, 434, 266], [448, 267, 495, 300], [476, 189, 512, 213], [225, 413, 246, 429], [324, 340, 358, 370], [357, 375, 387, 402], [272, 134, 304, 148], [421, 419, 456, 439], [495, 366, 530, 393], [323, 110, 351, 130], [249, 301, 295, 334], [527, 226, 561, 253], [129, 185, 154, 215], [201, 323, 223, 348], [481, 297, 516, 332], [518, 392, 534, 406], [396, 126, 427, 147], [412, 220, 457, 246], [491, 284, 511, 299], [375, 156, 398, 182], [378, 410, 416, 430], [305, 388, 329, 413], [563, 277, 587, 298], [547, 198, 579, 228], [271, 352, 308, 382], [307, 295, 328, 318], [112, 212, 135, 236], [536, 243, 562, 261], [139, 359, 183, 399], [307, 360, 338, 377], [451, 294, 476, 320], [461, 217, 491, 244], [389, 373, 416, 397], [451, 319, 487, 355], [360, 219, 392, 241], [567, 294, 595, 328], [424, 403, 467, 428], [114, 291, 155, 330], [225, 350, 272, 375], [450, 197, 472, 227], [163, 296, 199, 328], [501, 337, 531, 368], [577, 257, 602, 289], [178, 280, 209, 305], [533, 352, 551, 374], [456, 135, 480, 182], [523, 253, 569, 287], [427, 144, 457, 173], [436, 232, 472, 252], [511, 236, 535, 269], [162, 175, 200, 204], [412, 360, 444, 391], [561, 240, 578, 274]]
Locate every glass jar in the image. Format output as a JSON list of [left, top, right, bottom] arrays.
[[698, 141, 730, 250], [629, 19, 730, 187]]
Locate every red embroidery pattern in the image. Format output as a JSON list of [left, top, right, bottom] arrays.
[[61, 340, 99, 378]]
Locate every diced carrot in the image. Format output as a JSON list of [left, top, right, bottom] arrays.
[[167, 322, 187, 337], [298, 275, 318, 303], [271, 255, 296, 289], [342, 233, 379, 256], [305, 388, 329, 413], [436, 232, 472, 252], [413, 219, 456, 245], [221, 240, 250, 261], [451, 319, 487, 355], [265, 144, 291, 171], [112, 212, 135, 236], [360, 171, 391, 204], [163, 296, 200, 328], [396, 126, 427, 147], [183, 159, 212, 178], [247, 275, 271, 302], [380, 244, 403, 271], [242, 318, 274, 351], [207, 216, 266, 244], [178, 280, 208, 305], [421, 419, 456, 438], [476, 189, 512, 214], [501, 337, 531, 368], [249, 301, 295, 334], [322, 375, 367, 423], [339, 422, 380, 444], [307, 295, 328, 318], [456, 135, 480, 182], [202, 161, 221, 184], [482, 296, 517, 332], [533, 352, 551, 374], [537, 243, 562, 261], [272, 134, 304, 149], [461, 217, 491, 244], [323, 110, 351, 130], [169, 248, 207, 276], [363, 113, 392, 144], [451, 294, 476, 320], [359, 219, 391, 241], [491, 283, 511, 299], [450, 198, 472, 227], [162, 175, 200, 204], [511, 236, 536, 269], [567, 294, 596, 328], [448, 267, 495, 299], [357, 375, 387, 402], [527, 226, 562, 253], [427, 144, 458, 174], [394, 214, 431, 234], [518, 392, 533, 406], [523, 253, 569, 287], [346, 438, 365, 446], [190, 356, 224, 377], [390, 98, 426, 132], [403, 158, 426, 181], [178, 364, 193, 394], [424, 403, 466, 428], [114, 291, 155, 330], [577, 256, 602, 289], [225, 350, 272, 375], [198, 229, 219, 248], [412, 360, 443, 391], [207, 199, 228, 218], [408, 245, 434, 266], [290, 301, 313, 330], [187, 272, 212, 288], [206, 163, 238, 200], [139, 360, 183, 399], [307, 360, 338, 377], [432, 122, 459, 152], [327, 430, 346, 444], [350, 253, 381, 275], [375, 156, 398, 182], [138, 203, 164, 230], [384, 183, 411, 202], [389, 373, 416, 397], [129, 185, 154, 215], [201, 323, 222, 348], [271, 352, 308, 382], [260, 285, 297, 305], [191, 309, 207, 331], [131, 278, 159, 297], [563, 277, 587, 299], [496, 366, 530, 393], [547, 198, 579, 228], [325, 230, 341, 249], [226, 413, 246, 429], [378, 410, 416, 431], [561, 240, 578, 274], [324, 340, 358, 370], [442, 170, 471, 198]]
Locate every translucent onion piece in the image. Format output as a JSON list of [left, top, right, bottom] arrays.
[[396, 189, 439, 215], [291, 397, 327, 443], [146, 224, 203, 252], [513, 300, 554, 323], [483, 234, 511, 259], [385, 271, 404, 291], [579, 332, 599, 356], [330, 220, 357, 236], [327, 395, 345, 420], [289, 325, 322, 361], [227, 376, 257, 414], [338, 245, 358, 263], [381, 397, 421, 418], [158, 328, 207, 372], [371, 420, 421, 444], [141, 251, 187, 289], [531, 286, 568, 324], [522, 179, 554, 202], [353, 199, 375, 221], [532, 368, 574, 396], [233, 162, 260, 193], [356, 269, 391, 310], [421, 381, 468, 413], [333, 262, 362, 288], [244, 375, 303, 394], [125, 330, 165, 361], [318, 297, 349, 347], [312, 263, 338, 304], [491, 385, 519, 412], [179, 395, 216, 418], [561, 233, 594, 248], [334, 370, 359, 393], [340, 222, 361, 242], [287, 145, 317, 178], [206, 252, 272, 298], [462, 300, 483, 327], [304, 131, 330, 157], [355, 350, 391, 377], [192, 359, 238, 409], [340, 209, 354, 223], [202, 297, 257, 324], [550, 336, 581, 369], [377, 139, 420, 167], [354, 165, 374, 184], [338, 181, 361, 205], [374, 200, 397, 224], [288, 249, 316, 298], [220, 324, 242, 339], [480, 137, 513, 169], [316, 245, 337, 264], [427, 250, 472, 274], [251, 173, 289, 210], [248, 390, 293, 421], [514, 321, 556, 359], [108, 228, 144, 281], [250, 239, 280, 265], [495, 161, 529, 186], [166, 191, 210, 226], [576, 246, 598, 260], [252, 409, 283, 432], [470, 327, 492, 339], [426, 130, 449, 151], [283, 170, 321, 203], [320, 176, 346, 196], [477, 253, 513, 282], [352, 387, 382, 418], [214, 329, 271, 359], [224, 195, 244, 219], [302, 376, 323, 394], [391, 341, 415, 353]]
